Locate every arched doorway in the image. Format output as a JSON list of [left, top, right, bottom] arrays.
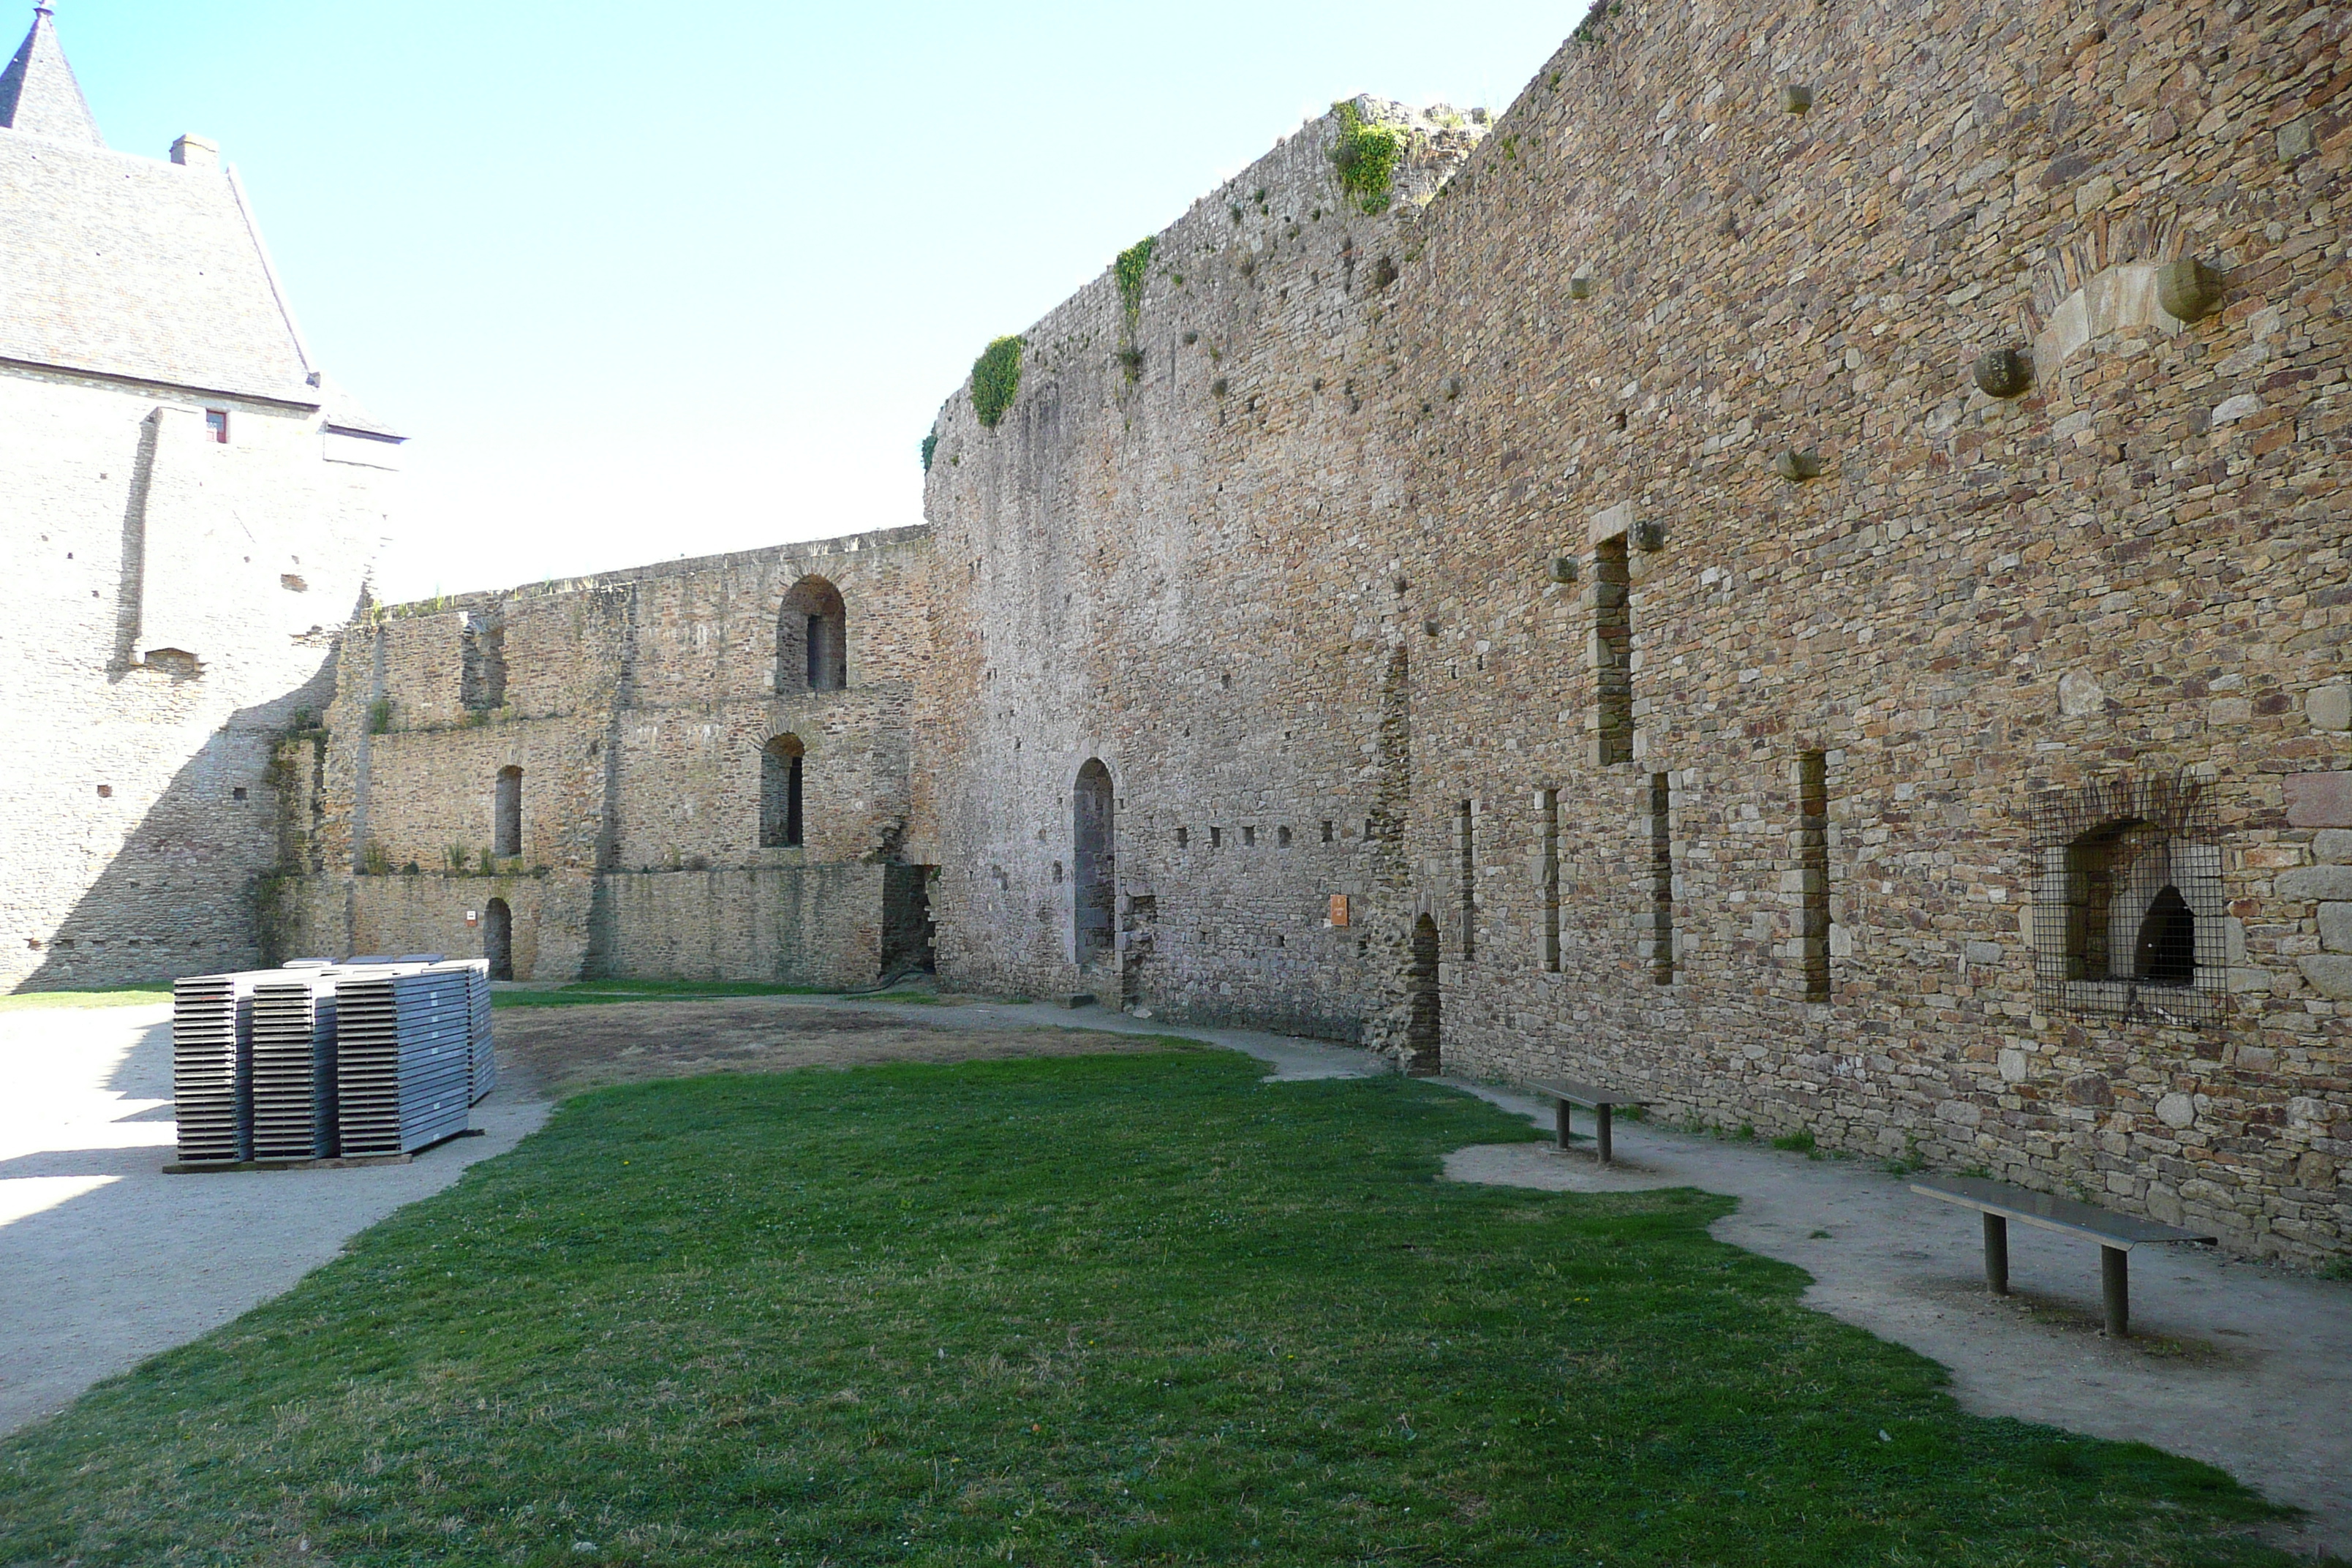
[[760, 734, 804, 848], [484, 898, 513, 981], [2135, 885, 2195, 987], [1073, 759, 1115, 969], [493, 766, 522, 859], [1406, 913, 1441, 1075]]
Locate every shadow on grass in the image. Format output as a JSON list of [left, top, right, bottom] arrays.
[[0, 1051, 2308, 1567]]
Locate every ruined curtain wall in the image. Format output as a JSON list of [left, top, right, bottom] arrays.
[[279, 529, 935, 986], [927, 0, 2348, 1263], [920, 112, 1489, 1036]]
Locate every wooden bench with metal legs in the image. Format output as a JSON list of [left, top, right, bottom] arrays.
[[1528, 1080, 1648, 1166], [1910, 1175, 2217, 1338]]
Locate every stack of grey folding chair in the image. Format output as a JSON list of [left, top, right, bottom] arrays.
[[172, 954, 494, 1166]]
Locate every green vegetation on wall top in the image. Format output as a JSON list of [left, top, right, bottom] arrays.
[[971, 336, 1025, 429], [1572, 0, 1623, 45], [1330, 99, 1406, 215], [1115, 237, 1156, 324]]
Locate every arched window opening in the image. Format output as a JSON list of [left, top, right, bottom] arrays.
[[777, 577, 847, 694], [484, 898, 513, 981], [761, 734, 804, 848], [2062, 816, 2204, 988], [2033, 773, 2222, 1026], [493, 766, 522, 858], [2136, 885, 2196, 987], [1073, 759, 1115, 967]]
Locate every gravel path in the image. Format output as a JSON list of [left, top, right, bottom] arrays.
[[0, 1003, 547, 1437]]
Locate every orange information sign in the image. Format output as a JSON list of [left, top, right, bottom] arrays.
[[1328, 894, 1350, 927]]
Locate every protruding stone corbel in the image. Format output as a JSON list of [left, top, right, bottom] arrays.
[[1972, 347, 2035, 399], [2157, 257, 2225, 323], [1774, 448, 1823, 483]]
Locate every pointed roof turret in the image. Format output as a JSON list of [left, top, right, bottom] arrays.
[[0, 4, 102, 146]]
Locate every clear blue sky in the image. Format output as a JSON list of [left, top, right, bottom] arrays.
[[56, 1, 1577, 601]]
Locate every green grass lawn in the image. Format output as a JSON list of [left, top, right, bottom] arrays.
[[0, 984, 173, 1012], [0, 1049, 2301, 1566]]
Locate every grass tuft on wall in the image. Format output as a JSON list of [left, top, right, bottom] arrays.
[[1331, 99, 1407, 214], [970, 335, 1025, 428]]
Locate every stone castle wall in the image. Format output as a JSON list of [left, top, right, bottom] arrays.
[[919, 1, 2351, 1264], [271, 528, 936, 986], [918, 102, 1487, 1036], [0, 364, 391, 990], [214, 0, 2349, 1264]]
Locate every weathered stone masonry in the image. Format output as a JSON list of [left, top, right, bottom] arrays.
[[272, 529, 940, 990], [919, 0, 2352, 1267]]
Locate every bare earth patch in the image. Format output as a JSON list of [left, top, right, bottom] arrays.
[[496, 997, 1169, 1098]]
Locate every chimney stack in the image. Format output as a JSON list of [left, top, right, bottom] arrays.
[[170, 133, 217, 167]]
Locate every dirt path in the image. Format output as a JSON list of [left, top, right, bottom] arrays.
[[493, 998, 1174, 1098]]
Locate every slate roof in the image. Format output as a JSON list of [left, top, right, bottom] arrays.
[[0, 6, 398, 432], [0, 5, 99, 146]]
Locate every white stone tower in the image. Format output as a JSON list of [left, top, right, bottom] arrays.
[[0, 3, 401, 988]]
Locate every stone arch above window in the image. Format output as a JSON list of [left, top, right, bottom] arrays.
[[761, 734, 804, 848], [777, 576, 847, 694], [2029, 263, 2182, 380]]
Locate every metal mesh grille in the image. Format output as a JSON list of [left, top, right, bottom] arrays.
[[2030, 772, 2224, 1028]]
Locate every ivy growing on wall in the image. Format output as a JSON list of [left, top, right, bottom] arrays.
[[1113, 237, 1156, 383], [971, 336, 1025, 428], [1330, 99, 1406, 214], [921, 433, 938, 472], [1115, 238, 1156, 324]]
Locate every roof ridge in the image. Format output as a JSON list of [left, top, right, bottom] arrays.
[[0, 4, 103, 147]]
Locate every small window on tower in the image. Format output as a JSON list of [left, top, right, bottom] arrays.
[[205, 410, 229, 443], [232, 787, 249, 802]]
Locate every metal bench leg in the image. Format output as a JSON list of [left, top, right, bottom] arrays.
[[1597, 1104, 1614, 1166], [1556, 1098, 1572, 1150], [1983, 1213, 2009, 1294], [2101, 1245, 2129, 1338]]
